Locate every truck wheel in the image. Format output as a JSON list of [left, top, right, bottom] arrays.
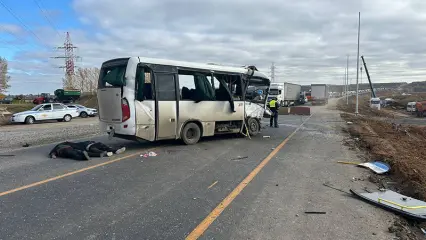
[[63, 114, 72, 122], [247, 118, 260, 136], [181, 122, 201, 145], [25, 116, 35, 124], [80, 111, 88, 118]]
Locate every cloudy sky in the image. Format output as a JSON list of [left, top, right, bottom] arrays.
[[0, 0, 425, 94]]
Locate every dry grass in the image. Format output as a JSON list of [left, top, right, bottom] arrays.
[[77, 95, 98, 108], [337, 94, 426, 201], [337, 95, 393, 117], [340, 107, 426, 201]]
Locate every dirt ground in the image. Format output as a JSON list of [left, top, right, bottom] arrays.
[[337, 96, 426, 239]]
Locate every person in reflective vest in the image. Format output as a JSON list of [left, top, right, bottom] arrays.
[[269, 97, 279, 128]]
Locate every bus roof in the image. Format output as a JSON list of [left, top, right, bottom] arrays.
[[107, 57, 270, 80]]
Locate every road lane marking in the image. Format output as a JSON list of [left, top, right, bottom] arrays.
[[186, 114, 313, 240], [0, 148, 159, 197], [207, 181, 218, 189]]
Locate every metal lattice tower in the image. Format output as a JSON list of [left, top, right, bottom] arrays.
[[53, 32, 80, 89], [270, 62, 275, 83]]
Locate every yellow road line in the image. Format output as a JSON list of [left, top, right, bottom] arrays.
[[0, 148, 158, 197], [186, 115, 313, 240], [207, 181, 218, 189]]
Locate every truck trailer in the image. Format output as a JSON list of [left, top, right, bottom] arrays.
[[268, 82, 302, 107], [310, 84, 329, 105], [54, 89, 81, 103]]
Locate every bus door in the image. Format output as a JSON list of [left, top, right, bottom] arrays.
[[135, 65, 156, 141], [151, 64, 179, 140]]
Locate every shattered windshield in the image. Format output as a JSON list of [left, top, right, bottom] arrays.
[[245, 80, 269, 104]]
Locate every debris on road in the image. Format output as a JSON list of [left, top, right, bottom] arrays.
[[263, 136, 270, 138], [337, 161, 390, 174], [351, 189, 426, 221], [230, 156, 248, 161], [141, 151, 158, 158], [207, 181, 218, 189], [304, 211, 326, 214], [358, 161, 390, 174], [323, 183, 350, 194], [337, 161, 361, 165]]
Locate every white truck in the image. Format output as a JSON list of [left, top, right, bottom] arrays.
[[310, 84, 329, 105], [267, 82, 302, 107]]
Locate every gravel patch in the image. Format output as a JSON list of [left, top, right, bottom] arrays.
[[0, 122, 102, 152]]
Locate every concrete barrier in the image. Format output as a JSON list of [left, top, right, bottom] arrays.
[[289, 106, 311, 115], [278, 107, 290, 115]]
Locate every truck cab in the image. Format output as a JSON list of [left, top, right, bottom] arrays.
[[370, 97, 381, 110], [267, 84, 284, 106]]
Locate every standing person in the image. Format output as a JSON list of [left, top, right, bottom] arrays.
[[269, 97, 279, 128], [49, 142, 91, 161]]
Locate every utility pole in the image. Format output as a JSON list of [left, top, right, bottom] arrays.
[[355, 12, 361, 115], [346, 55, 349, 104], [344, 68, 347, 99], [270, 62, 275, 83], [52, 32, 81, 89], [343, 71, 346, 98]]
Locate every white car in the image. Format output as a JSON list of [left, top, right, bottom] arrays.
[[10, 103, 80, 124], [66, 104, 98, 118]]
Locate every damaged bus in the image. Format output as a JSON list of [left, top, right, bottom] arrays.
[[97, 57, 271, 145]]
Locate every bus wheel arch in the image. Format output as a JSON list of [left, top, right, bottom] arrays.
[[180, 121, 203, 145]]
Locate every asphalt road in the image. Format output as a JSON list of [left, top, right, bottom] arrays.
[[0, 104, 395, 240]]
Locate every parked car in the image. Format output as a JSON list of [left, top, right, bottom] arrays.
[[10, 103, 79, 124], [66, 104, 98, 118], [0, 97, 13, 104]]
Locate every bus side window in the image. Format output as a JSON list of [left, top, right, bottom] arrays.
[[214, 74, 242, 100], [135, 68, 153, 101], [178, 70, 215, 102], [156, 73, 176, 101], [144, 72, 153, 100]]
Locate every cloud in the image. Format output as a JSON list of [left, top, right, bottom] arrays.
[[0, 23, 23, 35], [6, 0, 426, 93]]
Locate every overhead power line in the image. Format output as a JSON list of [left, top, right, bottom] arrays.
[[33, 0, 60, 37], [0, 0, 49, 48]]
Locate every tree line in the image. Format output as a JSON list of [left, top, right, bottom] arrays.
[[0, 57, 11, 95]]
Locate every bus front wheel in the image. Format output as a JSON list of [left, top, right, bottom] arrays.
[[181, 122, 201, 145], [247, 118, 260, 136]]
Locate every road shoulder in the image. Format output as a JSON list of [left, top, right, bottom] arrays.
[[202, 107, 396, 240]]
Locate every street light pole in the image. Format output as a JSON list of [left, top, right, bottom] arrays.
[[355, 12, 361, 115]]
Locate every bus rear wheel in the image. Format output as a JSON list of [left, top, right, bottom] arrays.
[[181, 122, 201, 145]]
